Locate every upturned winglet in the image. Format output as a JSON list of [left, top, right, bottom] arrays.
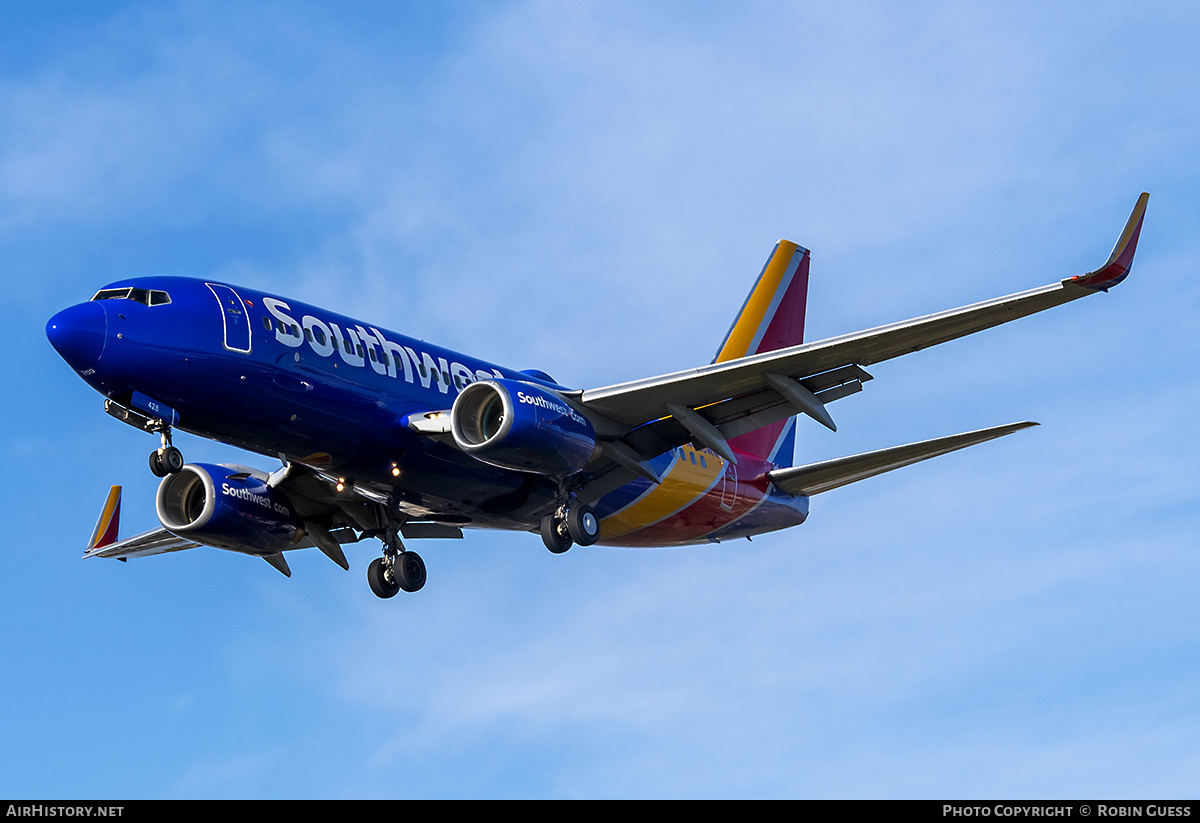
[[88, 486, 122, 550], [1065, 192, 1149, 290]]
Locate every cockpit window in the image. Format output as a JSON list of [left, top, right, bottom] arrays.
[[90, 288, 171, 306], [91, 288, 132, 301]]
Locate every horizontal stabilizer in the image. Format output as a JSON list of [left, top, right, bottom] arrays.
[[768, 421, 1038, 497]]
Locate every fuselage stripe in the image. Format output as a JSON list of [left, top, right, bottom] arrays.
[[598, 448, 723, 539]]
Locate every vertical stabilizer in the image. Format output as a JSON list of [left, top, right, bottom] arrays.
[[713, 241, 810, 363], [713, 241, 811, 465]]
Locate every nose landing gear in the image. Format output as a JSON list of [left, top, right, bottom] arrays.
[[147, 425, 183, 477], [149, 445, 184, 477], [101, 399, 186, 478]]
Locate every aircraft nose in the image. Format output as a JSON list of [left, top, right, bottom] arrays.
[[46, 301, 107, 371]]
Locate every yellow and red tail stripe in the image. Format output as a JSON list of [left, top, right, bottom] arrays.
[[712, 240, 811, 463], [713, 240, 810, 364], [88, 486, 122, 549]]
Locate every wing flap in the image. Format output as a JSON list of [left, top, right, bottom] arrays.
[[768, 421, 1038, 497]]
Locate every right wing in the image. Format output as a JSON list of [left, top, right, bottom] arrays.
[[574, 194, 1148, 471]]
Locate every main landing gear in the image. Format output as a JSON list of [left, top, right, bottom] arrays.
[[366, 520, 426, 599], [540, 503, 600, 553], [367, 551, 426, 598]]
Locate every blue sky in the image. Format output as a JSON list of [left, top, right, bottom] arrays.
[[3, 0, 1199, 799]]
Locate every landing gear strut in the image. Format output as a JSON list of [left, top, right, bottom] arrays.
[[540, 503, 600, 553], [148, 424, 183, 477], [100, 399, 185, 478], [366, 518, 426, 598]]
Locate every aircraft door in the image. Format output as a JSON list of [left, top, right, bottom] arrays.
[[720, 462, 737, 511], [206, 283, 252, 353]]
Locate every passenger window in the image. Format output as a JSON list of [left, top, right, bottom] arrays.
[[262, 317, 272, 331]]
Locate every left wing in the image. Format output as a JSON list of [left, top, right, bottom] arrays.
[[84, 486, 200, 559], [573, 194, 1148, 468], [82, 470, 459, 573]]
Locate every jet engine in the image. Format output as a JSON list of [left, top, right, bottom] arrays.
[[155, 463, 302, 555], [451, 379, 597, 475]]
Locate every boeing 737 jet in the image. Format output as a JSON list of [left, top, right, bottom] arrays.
[[46, 194, 1148, 598]]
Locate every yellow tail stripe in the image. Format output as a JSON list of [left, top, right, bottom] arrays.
[[714, 240, 800, 363]]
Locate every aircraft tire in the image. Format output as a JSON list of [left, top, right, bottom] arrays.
[[149, 451, 169, 477], [367, 557, 400, 599], [162, 446, 184, 474], [395, 551, 426, 593], [566, 505, 600, 546], [540, 514, 572, 554]]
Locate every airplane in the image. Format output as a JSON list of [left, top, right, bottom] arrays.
[[46, 193, 1149, 598]]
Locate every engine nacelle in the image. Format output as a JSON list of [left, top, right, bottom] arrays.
[[156, 463, 302, 555], [451, 379, 597, 475]]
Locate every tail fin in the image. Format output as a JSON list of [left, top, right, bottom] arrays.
[[88, 486, 122, 550], [713, 240, 810, 364], [714, 241, 811, 465]]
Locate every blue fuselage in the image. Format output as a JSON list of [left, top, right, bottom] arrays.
[[47, 276, 808, 543]]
